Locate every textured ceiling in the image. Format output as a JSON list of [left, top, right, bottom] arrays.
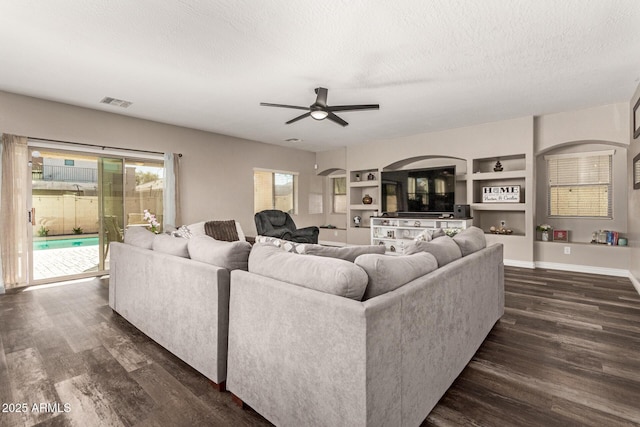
[[1, 1, 639, 152]]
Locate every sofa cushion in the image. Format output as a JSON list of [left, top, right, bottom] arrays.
[[405, 235, 462, 267], [304, 244, 386, 262], [124, 227, 156, 249], [152, 234, 189, 258], [188, 235, 251, 270], [249, 244, 368, 300], [452, 226, 487, 256], [355, 252, 438, 300], [189, 220, 246, 241]]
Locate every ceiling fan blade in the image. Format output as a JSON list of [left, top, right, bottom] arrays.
[[327, 112, 349, 127], [328, 104, 380, 112], [286, 112, 311, 125], [314, 87, 328, 107], [260, 102, 309, 111]]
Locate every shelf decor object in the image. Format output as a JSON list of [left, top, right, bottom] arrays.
[[482, 185, 521, 203], [552, 229, 569, 242], [493, 159, 503, 172], [362, 194, 373, 204]]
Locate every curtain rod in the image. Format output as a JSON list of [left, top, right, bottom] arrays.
[[27, 137, 182, 157]]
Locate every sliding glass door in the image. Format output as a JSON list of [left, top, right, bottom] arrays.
[[98, 157, 124, 271], [28, 147, 163, 284]]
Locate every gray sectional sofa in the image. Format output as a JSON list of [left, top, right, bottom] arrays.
[[227, 228, 504, 426], [109, 224, 504, 426], [108, 226, 251, 390]]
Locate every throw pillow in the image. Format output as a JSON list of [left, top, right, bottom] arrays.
[[405, 235, 462, 267], [188, 220, 247, 241], [172, 225, 193, 239], [152, 234, 190, 258], [248, 244, 368, 300], [255, 236, 307, 254], [205, 220, 239, 241], [452, 226, 487, 256], [304, 244, 386, 262], [355, 252, 438, 300], [188, 235, 251, 271], [414, 228, 446, 242], [124, 227, 155, 250]]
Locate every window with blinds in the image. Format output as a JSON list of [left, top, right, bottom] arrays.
[[332, 177, 347, 213], [546, 152, 612, 218], [254, 169, 297, 214]]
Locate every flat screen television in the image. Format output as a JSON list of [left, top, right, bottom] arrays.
[[381, 166, 456, 215]]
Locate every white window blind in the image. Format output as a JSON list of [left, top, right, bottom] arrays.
[[332, 177, 347, 213], [546, 151, 613, 218]]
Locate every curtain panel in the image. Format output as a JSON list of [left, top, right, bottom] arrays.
[[163, 152, 181, 228], [0, 134, 29, 290]]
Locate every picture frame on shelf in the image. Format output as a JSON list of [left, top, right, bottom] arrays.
[[634, 97, 640, 139], [634, 152, 640, 190], [553, 229, 569, 242]]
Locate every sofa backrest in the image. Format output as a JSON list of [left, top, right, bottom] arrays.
[[248, 244, 369, 300]]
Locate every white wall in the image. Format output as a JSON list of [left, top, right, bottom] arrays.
[[0, 90, 322, 236]]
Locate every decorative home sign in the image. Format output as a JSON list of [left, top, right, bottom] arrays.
[[482, 185, 521, 203]]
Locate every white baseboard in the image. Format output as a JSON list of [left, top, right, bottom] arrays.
[[504, 259, 536, 269], [534, 261, 629, 278], [629, 273, 640, 296]]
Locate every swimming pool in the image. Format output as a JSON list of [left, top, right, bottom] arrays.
[[33, 237, 99, 250]]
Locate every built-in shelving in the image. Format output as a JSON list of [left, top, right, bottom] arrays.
[[371, 217, 473, 254], [470, 154, 529, 237], [348, 169, 379, 229]]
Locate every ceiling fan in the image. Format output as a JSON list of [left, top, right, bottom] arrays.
[[260, 87, 379, 127]]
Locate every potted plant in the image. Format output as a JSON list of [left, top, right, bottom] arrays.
[[536, 224, 552, 241], [72, 227, 83, 235]]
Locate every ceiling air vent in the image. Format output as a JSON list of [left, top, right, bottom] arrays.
[[100, 96, 132, 108]]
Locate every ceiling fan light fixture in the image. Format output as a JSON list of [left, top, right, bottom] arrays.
[[310, 110, 329, 120]]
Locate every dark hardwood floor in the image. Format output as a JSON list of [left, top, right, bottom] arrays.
[[0, 267, 639, 426]]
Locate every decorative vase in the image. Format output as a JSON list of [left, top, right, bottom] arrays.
[[541, 230, 549, 241], [367, 172, 375, 181], [362, 194, 373, 204]]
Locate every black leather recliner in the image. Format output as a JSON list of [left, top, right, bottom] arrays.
[[254, 210, 319, 244]]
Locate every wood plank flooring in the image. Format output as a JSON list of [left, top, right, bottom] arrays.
[[0, 268, 638, 426]]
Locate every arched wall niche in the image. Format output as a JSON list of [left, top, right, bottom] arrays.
[[536, 139, 628, 156], [383, 155, 467, 174], [535, 139, 628, 243], [317, 167, 346, 176]]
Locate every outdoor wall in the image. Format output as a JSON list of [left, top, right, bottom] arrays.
[[0, 90, 321, 236], [33, 195, 99, 235]]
